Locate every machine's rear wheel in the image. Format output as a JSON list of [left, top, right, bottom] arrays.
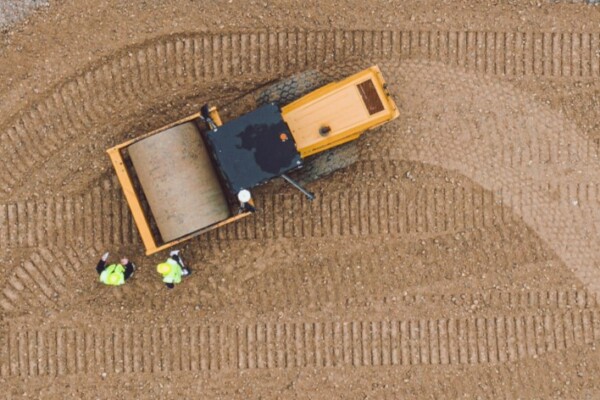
[[292, 141, 359, 184], [256, 69, 327, 107]]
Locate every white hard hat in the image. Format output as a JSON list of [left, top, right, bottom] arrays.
[[237, 189, 251, 203]]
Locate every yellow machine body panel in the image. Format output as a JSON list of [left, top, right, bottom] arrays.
[[106, 66, 398, 254], [281, 65, 399, 158]]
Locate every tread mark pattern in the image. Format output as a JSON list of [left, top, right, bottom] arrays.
[[1, 310, 598, 377], [1, 30, 600, 194], [0, 231, 592, 315], [1, 161, 599, 249], [379, 61, 600, 296], [0, 246, 97, 313]]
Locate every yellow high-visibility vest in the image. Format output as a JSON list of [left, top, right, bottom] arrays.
[[99, 264, 125, 286], [159, 258, 182, 284]]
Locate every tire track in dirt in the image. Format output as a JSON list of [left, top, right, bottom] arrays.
[[0, 210, 562, 317], [378, 60, 600, 297], [550, 1, 599, 4], [0, 225, 549, 315], [226, 255, 586, 315], [0, 246, 98, 313], [191, 220, 558, 314], [1, 35, 598, 390], [0, 245, 573, 317], [0, 309, 598, 377], [2, 167, 498, 248], [0, 158, 562, 317], [1, 160, 599, 250], [1, 30, 599, 198], [6, 344, 599, 400], [0, 179, 139, 250]]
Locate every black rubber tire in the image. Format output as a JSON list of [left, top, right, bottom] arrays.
[[292, 141, 359, 185], [256, 70, 327, 107]]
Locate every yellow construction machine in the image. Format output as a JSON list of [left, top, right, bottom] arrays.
[[107, 65, 399, 254]]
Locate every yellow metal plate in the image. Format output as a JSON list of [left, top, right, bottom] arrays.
[[281, 65, 399, 158]]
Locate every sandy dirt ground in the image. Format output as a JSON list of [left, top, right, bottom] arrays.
[[1, 0, 600, 398]]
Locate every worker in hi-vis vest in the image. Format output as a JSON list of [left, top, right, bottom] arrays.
[[156, 250, 190, 289], [96, 252, 136, 286]]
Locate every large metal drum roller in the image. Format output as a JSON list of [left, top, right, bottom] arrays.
[[128, 122, 230, 242]]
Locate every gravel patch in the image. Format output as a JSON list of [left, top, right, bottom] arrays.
[[0, 0, 49, 30]]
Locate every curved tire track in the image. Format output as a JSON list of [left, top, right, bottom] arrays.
[[0, 226, 553, 315], [0, 246, 98, 313], [1, 32, 599, 387], [378, 60, 600, 297], [1, 30, 600, 198]]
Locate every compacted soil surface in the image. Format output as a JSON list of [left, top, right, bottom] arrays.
[[1, 1, 600, 398]]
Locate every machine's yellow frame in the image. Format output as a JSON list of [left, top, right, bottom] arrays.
[[282, 65, 399, 158], [107, 66, 397, 255], [106, 113, 251, 255]]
